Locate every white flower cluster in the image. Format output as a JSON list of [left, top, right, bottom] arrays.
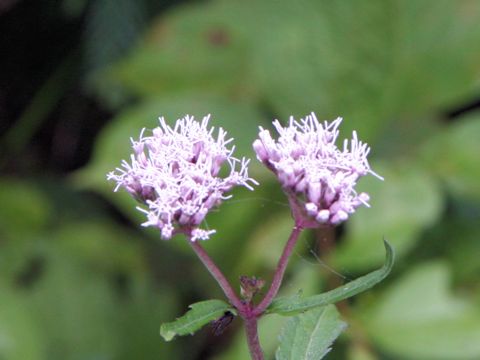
[[253, 112, 382, 225], [107, 115, 256, 241]]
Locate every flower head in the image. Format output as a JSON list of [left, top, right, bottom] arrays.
[[253, 112, 382, 226], [108, 115, 257, 241]]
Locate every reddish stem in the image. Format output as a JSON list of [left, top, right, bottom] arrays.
[[189, 240, 245, 311], [187, 205, 305, 360], [254, 224, 303, 316], [244, 314, 264, 360], [189, 239, 264, 359]]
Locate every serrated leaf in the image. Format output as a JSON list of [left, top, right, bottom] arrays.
[[160, 299, 235, 341], [267, 240, 394, 316], [276, 305, 347, 360]]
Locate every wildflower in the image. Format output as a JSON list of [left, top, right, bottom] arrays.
[[253, 112, 382, 226], [107, 115, 256, 241]]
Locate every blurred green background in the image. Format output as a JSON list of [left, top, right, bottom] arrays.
[[1, 0, 480, 359]]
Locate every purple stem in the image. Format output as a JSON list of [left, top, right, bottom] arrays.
[[254, 224, 303, 316], [189, 240, 245, 311], [187, 203, 304, 360], [189, 239, 264, 359], [244, 315, 264, 360]]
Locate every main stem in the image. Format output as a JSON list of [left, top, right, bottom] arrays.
[[244, 315, 264, 360], [189, 240, 264, 359], [188, 222, 304, 360]]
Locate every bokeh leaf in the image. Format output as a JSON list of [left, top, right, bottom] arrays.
[[276, 305, 347, 360], [363, 262, 480, 359], [333, 162, 442, 271], [116, 278, 180, 359], [249, 0, 480, 142], [0, 180, 52, 278], [84, 0, 145, 72], [0, 285, 44, 360], [235, 210, 308, 275], [29, 248, 119, 359], [53, 221, 144, 274], [0, 178, 51, 238], [112, 1, 253, 99], [160, 299, 235, 341], [420, 112, 480, 200]]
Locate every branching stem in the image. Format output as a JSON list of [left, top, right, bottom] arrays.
[[189, 240, 244, 311], [253, 224, 303, 316], [188, 214, 304, 360]]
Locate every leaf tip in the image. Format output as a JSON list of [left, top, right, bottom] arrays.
[[159, 324, 175, 342], [382, 238, 395, 266]]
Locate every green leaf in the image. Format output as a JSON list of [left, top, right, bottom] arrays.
[[332, 162, 442, 271], [53, 221, 144, 274], [84, 0, 145, 72], [0, 284, 44, 360], [267, 240, 394, 316], [84, 0, 146, 107], [0, 179, 53, 279], [235, 212, 309, 274], [420, 112, 480, 200], [249, 0, 391, 141], [112, 2, 252, 99], [275, 305, 347, 360], [363, 262, 480, 359], [116, 278, 180, 360], [0, 178, 51, 238], [248, 0, 480, 142], [29, 247, 119, 358], [160, 299, 236, 341]]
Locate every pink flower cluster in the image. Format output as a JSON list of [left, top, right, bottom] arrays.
[[107, 115, 256, 241], [253, 113, 382, 226], [109, 112, 381, 240]]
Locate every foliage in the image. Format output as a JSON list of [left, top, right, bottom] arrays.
[[268, 241, 394, 316], [276, 305, 347, 360], [160, 300, 236, 341], [363, 262, 480, 359], [2, 0, 480, 359], [159, 241, 392, 353]]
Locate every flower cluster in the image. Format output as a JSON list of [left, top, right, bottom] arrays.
[[253, 112, 382, 226], [107, 115, 256, 241]]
